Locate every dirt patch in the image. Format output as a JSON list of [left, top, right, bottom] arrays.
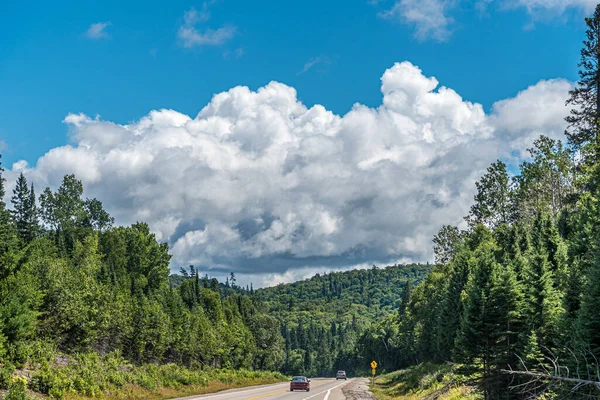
[[342, 378, 376, 400]]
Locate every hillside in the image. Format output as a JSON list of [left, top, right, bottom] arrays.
[[254, 264, 432, 377], [168, 263, 432, 377]]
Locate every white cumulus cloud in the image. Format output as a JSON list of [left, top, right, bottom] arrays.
[[4, 61, 573, 286]]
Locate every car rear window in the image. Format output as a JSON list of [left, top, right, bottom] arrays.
[[292, 377, 306, 382]]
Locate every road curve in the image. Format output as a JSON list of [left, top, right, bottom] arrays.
[[171, 378, 371, 400]]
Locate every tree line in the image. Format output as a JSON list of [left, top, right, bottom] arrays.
[[0, 169, 285, 372], [359, 5, 600, 399]]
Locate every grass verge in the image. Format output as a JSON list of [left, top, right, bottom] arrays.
[[369, 363, 482, 400], [1, 351, 287, 400]]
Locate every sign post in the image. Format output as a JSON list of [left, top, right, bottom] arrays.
[[370, 360, 377, 386]]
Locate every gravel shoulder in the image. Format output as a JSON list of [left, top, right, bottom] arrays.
[[340, 378, 376, 400]]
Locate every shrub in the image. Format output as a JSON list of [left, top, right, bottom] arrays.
[[5, 376, 31, 400], [0, 363, 16, 390]]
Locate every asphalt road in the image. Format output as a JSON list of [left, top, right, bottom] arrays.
[[172, 378, 374, 400]]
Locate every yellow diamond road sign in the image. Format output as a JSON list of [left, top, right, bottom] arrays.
[[371, 360, 377, 369]]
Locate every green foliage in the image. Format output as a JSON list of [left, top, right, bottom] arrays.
[[465, 160, 517, 230], [23, 351, 287, 399], [4, 376, 31, 400], [254, 263, 431, 375], [371, 363, 482, 400], [0, 363, 15, 390], [565, 4, 600, 165]]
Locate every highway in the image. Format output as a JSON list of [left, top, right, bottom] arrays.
[[172, 378, 374, 400]]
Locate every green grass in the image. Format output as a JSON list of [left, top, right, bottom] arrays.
[[370, 363, 483, 400], [1, 351, 288, 399]]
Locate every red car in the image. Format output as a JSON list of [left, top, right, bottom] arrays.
[[290, 376, 310, 392]]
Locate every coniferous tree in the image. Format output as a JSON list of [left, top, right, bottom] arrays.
[[565, 3, 600, 165], [28, 183, 40, 240], [0, 155, 17, 271], [10, 173, 39, 244], [11, 173, 30, 242], [522, 248, 562, 346], [576, 241, 600, 356], [455, 239, 498, 371]]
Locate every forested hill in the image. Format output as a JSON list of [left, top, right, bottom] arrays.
[[256, 264, 430, 321], [253, 264, 432, 377], [167, 263, 432, 376]]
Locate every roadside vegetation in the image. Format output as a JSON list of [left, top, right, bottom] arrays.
[[0, 349, 286, 400], [371, 363, 481, 400]]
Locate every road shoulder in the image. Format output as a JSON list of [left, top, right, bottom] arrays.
[[340, 378, 376, 400]]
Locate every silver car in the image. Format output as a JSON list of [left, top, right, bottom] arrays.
[[336, 370, 347, 380]]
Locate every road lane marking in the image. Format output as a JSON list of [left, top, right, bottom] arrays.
[[245, 390, 287, 399], [176, 382, 290, 399], [302, 379, 352, 400]]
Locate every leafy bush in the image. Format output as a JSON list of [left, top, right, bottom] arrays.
[[4, 376, 31, 400], [0, 363, 15, 390], [29, 365, 73, 398], [19, 352, 287, 399]]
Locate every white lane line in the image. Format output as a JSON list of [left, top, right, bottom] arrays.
[[174, 382, 289, 400], [302, 379, 352, 400]]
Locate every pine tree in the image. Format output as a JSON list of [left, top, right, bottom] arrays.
[[521, 329, 544, 368], [522, 249, 563, 345], [439, 249, 471, 361], [0, 155, 17, 269], [11, 173, 30, 241], [456, 241, 498, 367], [28, 183, 40, 240], [487, 264, 524, 372], [576, 241, 600, 355], [565, 3, 600, 164], [10, 173, 38, 244]]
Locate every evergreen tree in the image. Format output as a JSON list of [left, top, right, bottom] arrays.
[[576, 241, 600, 355], [456, 240, 498, 368], [438, 249, 471, 361], [565, 3, 600, 165], [522, 249, 562, 345], [0, 155, 17, 272], [10, 173, 38, 244], [28, 183, 40, 239], [10, 173, 30, 241]]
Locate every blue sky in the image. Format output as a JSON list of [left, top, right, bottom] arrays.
[[0, 0, 586, 167], [0, 0, 593, 285]]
